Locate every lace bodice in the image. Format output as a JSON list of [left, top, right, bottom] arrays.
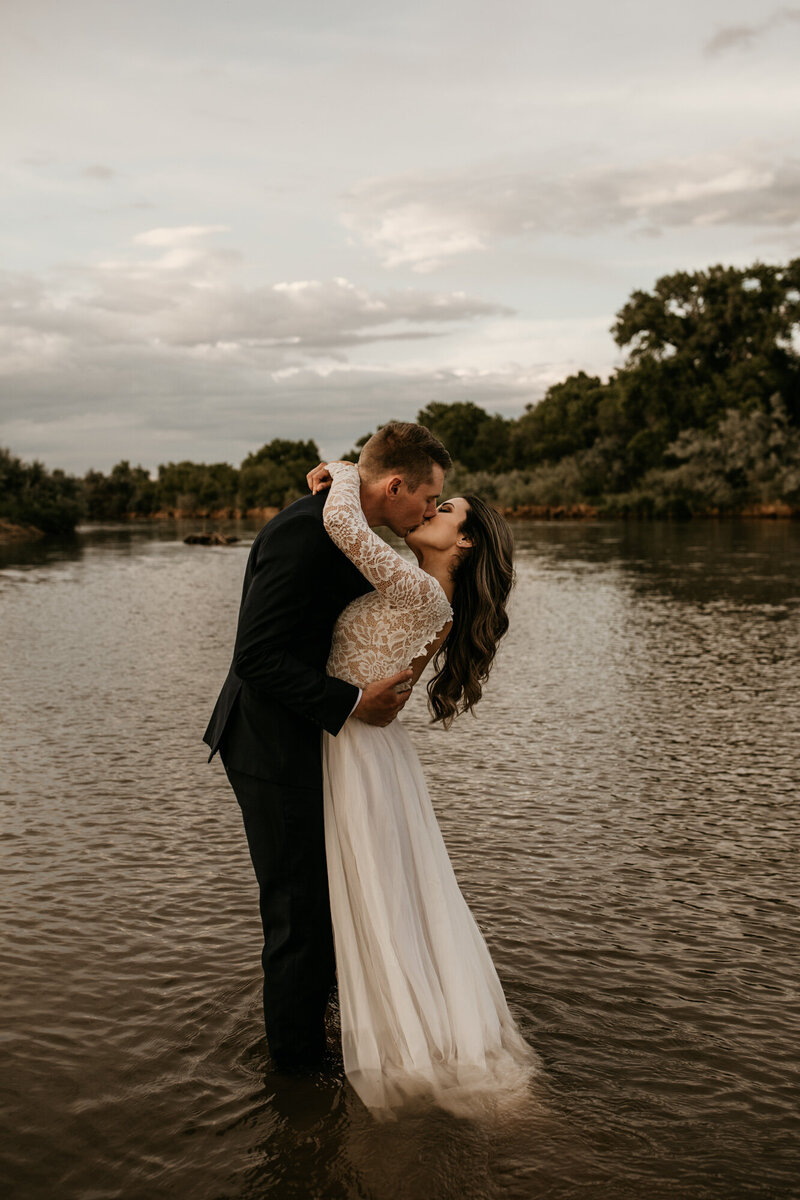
[[323, 461, 452, 688]]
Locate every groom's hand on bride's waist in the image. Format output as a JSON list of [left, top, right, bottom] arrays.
[[352, 671, 413, 727]]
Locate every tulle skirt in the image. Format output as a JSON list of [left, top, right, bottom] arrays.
[[322, 717, 538, 1118]]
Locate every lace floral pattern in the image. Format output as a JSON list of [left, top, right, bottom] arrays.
[[324, 461, 452, 687]]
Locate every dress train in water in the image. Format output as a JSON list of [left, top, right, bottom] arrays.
[[323, 718, 538, 1117]]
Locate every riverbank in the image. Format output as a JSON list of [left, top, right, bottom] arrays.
[[502, 500, 797, 521], [125, 505, 281, 522], [4, 501, 796, 544], [129, 500, 799, 523], [0, 519, 45, 545]]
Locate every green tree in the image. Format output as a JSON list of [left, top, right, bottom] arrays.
[[648, 394, 800, 512], [157, 461, 203, 509], [416, 401, 511, 471], [0, 447, 84, 534], [153, 461, 238, 511], [511, 372, 609, 467], [612, 260, 800, 432], [238, 438, 321, 508], [242, 438, 320, 471], [83, 461, 158, 518], [197, 462, 238, 509]]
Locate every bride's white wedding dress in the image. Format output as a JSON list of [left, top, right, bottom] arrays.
[[321, 461, 538, 1117]]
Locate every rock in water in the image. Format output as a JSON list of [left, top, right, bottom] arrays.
[[183, 532, 239, 546]]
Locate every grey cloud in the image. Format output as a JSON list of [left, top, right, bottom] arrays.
[[704, 8, 800, 55], [0, 233, 518, 467], [0, 294, 585, 474], [343, 150, 800, 270], [0, 238, 511, 371], [1, 356, 549, 474]]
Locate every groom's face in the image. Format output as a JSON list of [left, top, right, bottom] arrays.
[[385, 465, 445, 537]]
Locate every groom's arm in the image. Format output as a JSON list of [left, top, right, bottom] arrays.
[[232, 514, 357, 736]]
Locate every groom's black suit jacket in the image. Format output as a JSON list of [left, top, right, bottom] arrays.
[[203, 491, 373, 788]]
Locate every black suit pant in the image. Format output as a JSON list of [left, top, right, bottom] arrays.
[[222, 759, 336, 1069]]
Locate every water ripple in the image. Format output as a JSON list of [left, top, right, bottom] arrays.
[[1, 518, 799, 1199]]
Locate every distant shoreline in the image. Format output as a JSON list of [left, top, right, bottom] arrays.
[[4, 503, 798, 546], [121, 500, 799, 523], [0, 519, 46, 545]]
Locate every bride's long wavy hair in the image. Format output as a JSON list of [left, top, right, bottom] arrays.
[[427, 495, 515, 727]]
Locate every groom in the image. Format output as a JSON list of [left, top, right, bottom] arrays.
[[204, 421, 451, 1071]]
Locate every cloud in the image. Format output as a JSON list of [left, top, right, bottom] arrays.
[[0, 227, 528, 468], [342, 149, 800, 270], [0, 359, 557, 474], [0, 228, 511, 368], [133, 225, 231, 247], [343, 203, 487, 272], [704, 7, 800, 55]]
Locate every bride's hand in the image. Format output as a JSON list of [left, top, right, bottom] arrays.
[[306, 462, 333, 494]]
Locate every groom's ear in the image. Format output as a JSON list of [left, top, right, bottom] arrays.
[[385, 475, 404, 497]]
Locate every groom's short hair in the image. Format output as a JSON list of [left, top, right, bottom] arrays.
[[358, 421, 451, 489]]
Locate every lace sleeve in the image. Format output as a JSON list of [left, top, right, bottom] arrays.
[[322, 461, 443, 611]]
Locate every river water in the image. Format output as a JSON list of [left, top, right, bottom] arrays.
[[1, 517, 798, 1200]]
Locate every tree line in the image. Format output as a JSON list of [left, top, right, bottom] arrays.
[[3, 257, 799, 534], [0, 438, 325, 534]]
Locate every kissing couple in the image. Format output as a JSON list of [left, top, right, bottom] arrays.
[[204, 421, 537, 1117]]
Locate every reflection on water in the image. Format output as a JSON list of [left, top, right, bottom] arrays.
[[1, 518, 799, 1199]]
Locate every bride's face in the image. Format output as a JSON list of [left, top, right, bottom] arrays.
[[405, 497, 471, 552]]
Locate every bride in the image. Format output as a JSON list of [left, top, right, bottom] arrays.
[[307, 458, 538, 1118]]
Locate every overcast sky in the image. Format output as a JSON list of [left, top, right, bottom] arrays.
[[2, 0, 799, 473]]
